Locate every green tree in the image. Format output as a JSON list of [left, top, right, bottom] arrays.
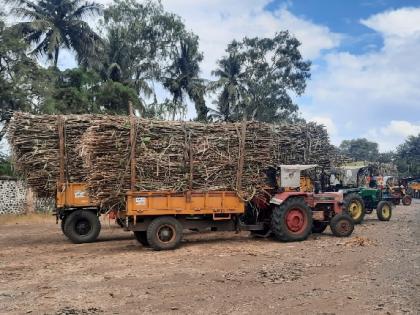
[[10, 0, 102, 67], [101, 0, 192, 116], [101, 0, 207, 119], [339, 138, 379, 161], [208, 52, 244, 122], [211, 32, 311, 122], [1, 12, 51, 140], [396, 134, 420, 177], [163, 34, 207, 120], [39, 67, 101, 114]]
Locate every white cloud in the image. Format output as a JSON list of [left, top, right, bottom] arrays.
[[365, 120, 420, 151], [300, 6, 420, 152], [361, 7, 420, 37]]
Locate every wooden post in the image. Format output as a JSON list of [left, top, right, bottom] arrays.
[[187, 132, 193, 202], [57, 116, 65, 190], [129, 102, 137, 191], [236, 118, 247, 192]]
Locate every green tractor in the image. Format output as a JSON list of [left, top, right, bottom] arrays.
[[326, 165, 394, 224]]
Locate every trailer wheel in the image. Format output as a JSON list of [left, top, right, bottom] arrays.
[[343, 193, 365, 224], [64, 210, 101, 244], [134, 231, 149, 247], [271, 198, 312, 242], [330, 214, 354, 237], [147, 216, 183, 250], [60, 217, 67, 235], [312, 221, 328, 234], [376, 201, 392, 221], [402, 195, 412, 206]]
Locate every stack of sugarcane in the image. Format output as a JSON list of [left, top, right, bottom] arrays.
[[7, 112, 101, 197], [8, 113, 335, 206], [80, 118, 335, 207]]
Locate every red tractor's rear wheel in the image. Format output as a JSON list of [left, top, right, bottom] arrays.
[[271, 198, 312, 242], [402, 195, 412, 206]]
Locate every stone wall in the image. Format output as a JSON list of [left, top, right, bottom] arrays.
[[0, 177, 54, 214], [0, 178, 27, 214]]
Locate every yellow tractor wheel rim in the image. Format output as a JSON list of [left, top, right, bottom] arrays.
[[349, 201, 362, 220], [382, 204, 390, 218]]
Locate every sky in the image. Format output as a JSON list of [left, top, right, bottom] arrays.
[[10, 0, 420, 152]]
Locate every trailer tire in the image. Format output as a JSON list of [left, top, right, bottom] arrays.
[[271, 198, 312, 242], [343, 193, 365, 224], [376, 201, 392, 221], [134, 231, 149, 247], [147, 216, 183, 251], [330, 214, 354, 237], [312, 221, 328, 234], [60, 217, 67, 235], [64, 210, 101, 244], [402, 195, 412, 206]]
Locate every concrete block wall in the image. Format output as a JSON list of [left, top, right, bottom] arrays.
[[0, 178, 55, 214], [0, 178, 28, 214]]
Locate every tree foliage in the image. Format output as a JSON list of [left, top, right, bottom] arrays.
[[101, 0, 206, 117], [210, 32, 311, 122], [339, 138, 379, 161], [163, 34, 207, 120], [396, 134, 420, 177], [9, 0, 103, 67]]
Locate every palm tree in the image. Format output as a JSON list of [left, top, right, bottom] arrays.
[[209, 52, 245, 122], [10, 0, 102, 67], [163, 35, 208, 121]]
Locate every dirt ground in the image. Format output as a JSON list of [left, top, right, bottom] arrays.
[[0, 202, 419, 315]]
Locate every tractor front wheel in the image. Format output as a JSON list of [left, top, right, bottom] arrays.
[[147, 216, 183, 251], [402, 195, 412, 206], [330, 214, 354, 237], [376, 201, 392, 221], [271, 198, 312, 242], [343, 193, 365, 224]]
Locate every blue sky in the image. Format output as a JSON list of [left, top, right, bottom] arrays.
[[18, 0, 420, 152]]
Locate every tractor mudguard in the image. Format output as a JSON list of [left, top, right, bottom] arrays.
[[270, 192, 307, 205]]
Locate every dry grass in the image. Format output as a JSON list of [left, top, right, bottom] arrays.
[[0, 212, 55, 225]]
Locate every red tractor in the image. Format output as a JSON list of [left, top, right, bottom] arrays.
[[242, 165, 355, 241]]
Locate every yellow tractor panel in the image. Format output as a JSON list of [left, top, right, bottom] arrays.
[[409, 182, 420, 190], [56, 183, 95, 208], [126, 191, 245, 216]]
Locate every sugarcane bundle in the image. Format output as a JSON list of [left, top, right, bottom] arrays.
[[8, 112, 335, 205], [7, 112, 101, 197], [80, 118, 335, 208]]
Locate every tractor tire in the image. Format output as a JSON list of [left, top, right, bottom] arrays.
[[63, 210, 101, 244], [343, 193, 365, 224], [134, 231, 149, 247], [402, 195, 412, 206], [330, 214, 354, 237], [147, 216, 183, 251], [60, 217, 66, 235], [271, 198, 312, 242], [312, 221, 329, 234], [376, 201, 392, 221]]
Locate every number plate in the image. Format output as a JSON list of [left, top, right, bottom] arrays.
[[135, 197, 147, 205]]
